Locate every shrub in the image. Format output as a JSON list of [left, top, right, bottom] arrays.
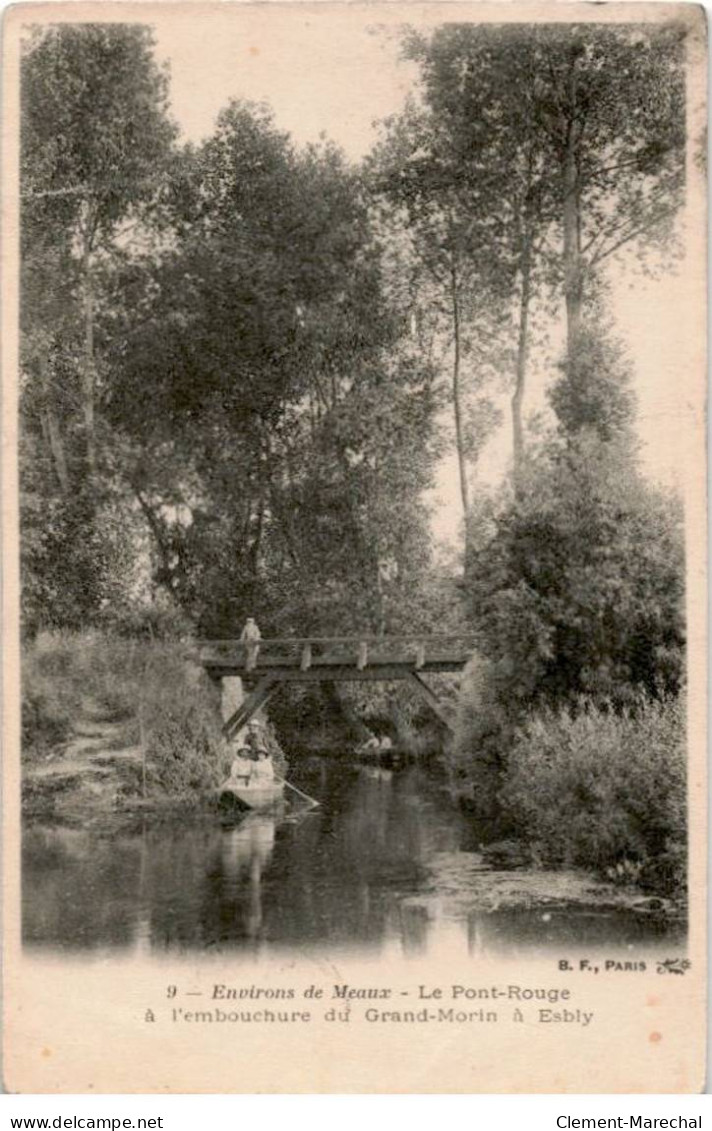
[[502, 695, 686, 896], [21, 632, 227, 798], [466, 436, 685, 716], [21, 632, 83, 759], [134, 647, 225, 798], [142, 709, 224, 797], [450, 653, 518, 816], [98, 599, 194, 641], [21, 684, 74, 759], [22, 630, 146, 743]]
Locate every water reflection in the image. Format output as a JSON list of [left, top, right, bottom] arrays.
[[220, 817, 276, 942], [22, 761, 685, 956]]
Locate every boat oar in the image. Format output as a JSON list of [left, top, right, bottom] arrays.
[[276, 776, 320, 809]]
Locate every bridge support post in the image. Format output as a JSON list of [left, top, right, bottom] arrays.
[[406, 672, 456, 735], [220, 675, 254, 745], [221, 676, 245, 727], [223, 675, 278, 741]]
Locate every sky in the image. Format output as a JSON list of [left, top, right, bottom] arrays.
[[149, 9, 699, 546]]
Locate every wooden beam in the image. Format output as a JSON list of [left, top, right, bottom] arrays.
[[276, 666, 417, 682], [205, 659, 468, 679], [406, 672, 456, 734], [198, 634, 478, 648], [300, 642, 312, 671], [222, 675, 278, 740], [357, 641, 368, 670]]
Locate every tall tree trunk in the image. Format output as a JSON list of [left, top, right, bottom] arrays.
[[81, 226, 96, 476], [249, 490, 267, 577], [512, 237, 532, 490], [249, 428, 271, 577], [132, 482, 180, 602], [43, 408, 70, 494], [375, 563, 386, 637], [562, 61, 584, 355], [38, 345, 69, 492], [449, 260, 470, 524]]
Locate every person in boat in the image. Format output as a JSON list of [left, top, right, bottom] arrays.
[[227, 720, 263, 782], [240, 616, 262, 671], [251, 748, 275, 783], [238, 719, 274, 782], [229, 748, 254, 785], [246, 721, 275, 782], [360, 734, 380, 753], [246, 718, 267, 753]]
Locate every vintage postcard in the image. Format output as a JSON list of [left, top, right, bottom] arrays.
[[2, 1, 707, 1093]]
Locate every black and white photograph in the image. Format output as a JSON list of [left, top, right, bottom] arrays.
[[3, 1, 706, 1093]]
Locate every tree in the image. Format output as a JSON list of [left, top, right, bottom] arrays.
[[548, 307, 636, 443], [21, 23, 176, 478], [524, 23, 685, 358], [467, 329, 684, 716], [373, 30, 561, 499], [102, 103, 441, 635], [20, 24, 177, 629], [375, 22, 685, 490], [371, 97, 516, 532], [454, 26, 686, 720]]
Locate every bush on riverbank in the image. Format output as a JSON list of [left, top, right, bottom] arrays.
[[22, 630, 146, 757], [22, 678, 74, 759], [450, 654, 517, 818], [502, 695, 686, 897], [137, 648, 226, 798], [22, 630, 114, 758], [22, 631, 228, 797]]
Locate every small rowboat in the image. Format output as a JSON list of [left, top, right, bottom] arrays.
[[217, 777, 285, 812]]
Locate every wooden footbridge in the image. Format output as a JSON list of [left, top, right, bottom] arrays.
[[197, 635, 477, 739]]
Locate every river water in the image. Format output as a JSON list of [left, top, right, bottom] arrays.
[[23, 759, 685, 958]]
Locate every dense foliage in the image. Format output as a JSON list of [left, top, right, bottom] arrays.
[[503, 697, 687, 895], [469, 441, 684, 713], [373, 22, 685, 506], [20, 27, 445, 639], [19, 24, 690, 893], [22, 630, 228, 798]]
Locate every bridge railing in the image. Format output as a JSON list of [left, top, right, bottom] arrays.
[[197, 635, 478, 670]]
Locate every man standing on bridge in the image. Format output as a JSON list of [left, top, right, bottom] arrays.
[[240, 616, 261, 670]]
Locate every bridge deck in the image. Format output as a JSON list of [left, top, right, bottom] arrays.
[[198, 635, 476, 679], [197, 636, 477, 739]]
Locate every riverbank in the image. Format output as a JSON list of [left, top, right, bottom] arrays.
[[21, 630, 687, 915], [22, 756, 686, 957], [410, 850, 684, 922], [21, 630, 441, 822], [21, 714, 224, 829], [22, 629, 231, 821], [452, 658, 688, 901], [21, 720, 685, 931]]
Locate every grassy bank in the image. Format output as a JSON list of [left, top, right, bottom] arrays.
[[22, 630, 233, 805], [22, 631, 446, 812], [503, 697, 686, 897], [454, 659, 686, 899]]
